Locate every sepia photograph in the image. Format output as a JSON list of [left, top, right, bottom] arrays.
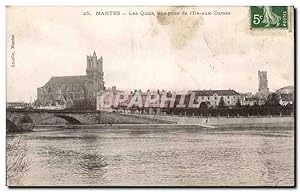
[[5, 6, 295, 187]]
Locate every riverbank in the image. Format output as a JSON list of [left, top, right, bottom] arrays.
[[126, 114, 294, 126], [35, 122, 293, 130], [10, 113, 294, 132]]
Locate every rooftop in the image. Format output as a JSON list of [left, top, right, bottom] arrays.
[[278, 85, 294, 91], [193, 89, 240, 96], [45, 75, 87, 86]]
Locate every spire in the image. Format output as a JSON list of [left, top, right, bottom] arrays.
[[93, 51, 96, 57]]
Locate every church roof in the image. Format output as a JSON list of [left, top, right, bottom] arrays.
[[193, 89, 240, 96], [46, 75, 87, 86]]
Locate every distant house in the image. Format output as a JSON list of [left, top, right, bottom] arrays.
[[97, 86, 118, 112], [279, 93, 294, 106], [242, 97, 257, 106], [7, 102, 32, 109], [242, 96, 266, 106], [97, 88, 241, 111], [276, 86, 294, 95], [193, 89, 240, 108], [276, 86, 294, 106]]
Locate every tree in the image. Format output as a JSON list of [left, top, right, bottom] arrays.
[[7, 140, 31, 185], [218, 96, 225, 108], [200, 102, 208, 109], [33, 99, 41, 108], [264, 93, 280, 107], [236, 98, 242, 108]]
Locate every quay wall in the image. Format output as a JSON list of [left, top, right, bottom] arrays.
[[126, 114, 294, 126]]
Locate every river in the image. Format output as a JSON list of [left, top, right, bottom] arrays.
[[6, 125, 294, 186]]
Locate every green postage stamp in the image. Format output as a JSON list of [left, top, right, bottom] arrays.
[[250, 6, 288, 29]]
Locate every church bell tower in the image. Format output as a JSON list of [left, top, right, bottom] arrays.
[[86, 51, 105, 95]]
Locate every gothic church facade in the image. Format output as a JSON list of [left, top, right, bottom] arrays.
[[37, 51, 105, 108]]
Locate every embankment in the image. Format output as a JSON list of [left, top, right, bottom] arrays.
[[126, 114, 294, 128], [20, 112, 295, 131], [99, 112, 174, 124]]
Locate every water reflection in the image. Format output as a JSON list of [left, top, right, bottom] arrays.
[[6, 125, 294, 186]]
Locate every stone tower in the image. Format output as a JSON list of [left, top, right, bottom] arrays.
[[257, 70, 269, 98], [86, 51, 105, 99]]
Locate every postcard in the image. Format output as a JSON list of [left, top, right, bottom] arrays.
[[6, 6, 295, 187]]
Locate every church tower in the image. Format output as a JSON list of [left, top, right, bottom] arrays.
[[86, 51, 105, 99], [257, 70, 269, 99]]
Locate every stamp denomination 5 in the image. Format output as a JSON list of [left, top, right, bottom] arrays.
[[250, 6, 288, 29]]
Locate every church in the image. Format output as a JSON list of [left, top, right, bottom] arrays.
[[36, 51, 105, 109]]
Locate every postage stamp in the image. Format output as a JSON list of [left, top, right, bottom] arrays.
[[250, 6, 288, 29]]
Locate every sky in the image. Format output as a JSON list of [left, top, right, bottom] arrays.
[[6, 6, 294, 102]]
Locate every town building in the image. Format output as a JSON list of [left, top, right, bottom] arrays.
[[97, 88, 241, 112], [239, 92, 253, 105], [276, 85, 294, 95], [241, 96, 266, 106], [7, 102, 32, 109], [276, 86, 294, 106], [257, 70, 269, 98], [240, 70, 271, 106], [192, 89, 240, 108], [97, 86, 123, 112], [279, 94, 294, 106], [36, 51, 105, 109]]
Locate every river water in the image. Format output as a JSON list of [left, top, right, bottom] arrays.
[[7, 125, 294, 186]]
